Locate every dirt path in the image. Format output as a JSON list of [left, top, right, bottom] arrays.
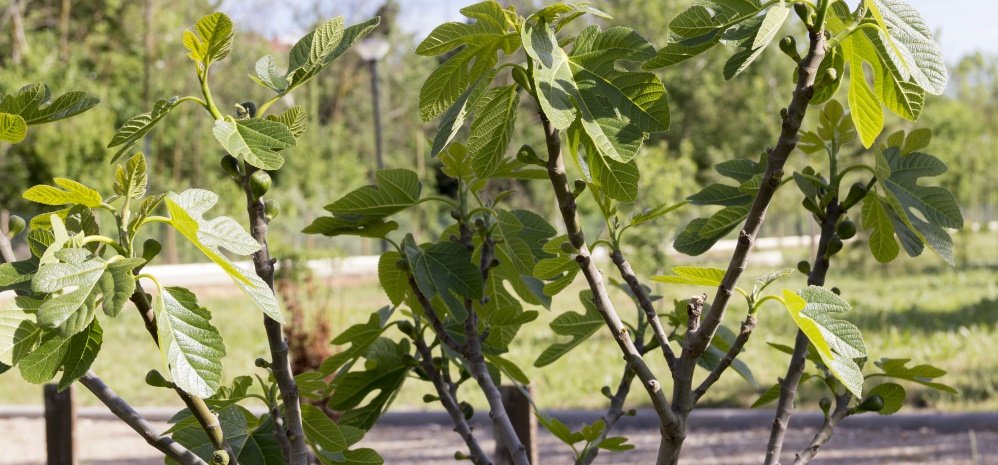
[[1, 417, 994, 465]]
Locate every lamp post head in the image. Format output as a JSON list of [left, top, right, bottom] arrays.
[[355, 36, 390, 62]]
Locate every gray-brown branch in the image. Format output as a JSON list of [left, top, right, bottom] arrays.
[[0, 233, 15, 264], [764, 198, 842, 465], [577, 366, 637, 465], [665, 27, 827, 465], [405, 235, 529, 465], [793, 391, 851, 465], [412, 328, 492, 465], [466, 228, 531, 465], [610, 250, 677, 370], [241, 165, 308, 465], [692, 313, 757, 402], [539, 113, 682, 465], [79, 371, 207, 465]]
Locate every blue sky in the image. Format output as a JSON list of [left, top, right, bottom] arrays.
[[220, 0, 997, 62]]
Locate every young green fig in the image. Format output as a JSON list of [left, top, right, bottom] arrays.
[[250, 171, 272, 198], [398, 320, 415, 336], [797, 260, 811, 275], [837, 219, 857, 240], [220, 154, 241, 179], [6, 215, 25, 238], [857, 394, 885, 412], [842, 182, 868, 210], [779, 36, 800, 62], [142, 239, 162, 263], [264, 199, 281, 221], [145, 369, 173, 388], [825, 235, 843, 257]]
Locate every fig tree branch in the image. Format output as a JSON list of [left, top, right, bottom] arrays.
[[764, 198, 842, 465], [412, 322, 491, 465], [672, 25, 828, 415], [610, 250, 677, 370], [79, 371, 208, 465], [538, 112, 682, 465], [692, 312, 757, 402], [794, 390, 851, 465], [128, 283, 237, 464], [240, 163, 308, 465]]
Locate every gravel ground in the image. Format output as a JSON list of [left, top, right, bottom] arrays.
[[1, 416, 995, 465]]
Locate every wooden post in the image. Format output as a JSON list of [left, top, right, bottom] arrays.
[[44, 384, 77, 465], [495, 385, 537, 465]]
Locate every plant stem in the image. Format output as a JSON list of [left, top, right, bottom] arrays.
[[793, 391, 851, 464], [200, 73, 223, 120], [662, 26, 827, 464], [764, 198, 841, 465], [469, 233, 531, 465], [239, 164, 308, 465], [127, 284, 238, 464], [0, 234, 15, 263], [412, 325, 492, 465], [692, 312, 757, 402], [577, 366, 636, 465], [610, 250, 677, 370], [79, 371, 208, 465], [538, 113, 681, 465]]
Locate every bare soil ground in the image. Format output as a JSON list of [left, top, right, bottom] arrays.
[[1, 417, 994, 465]]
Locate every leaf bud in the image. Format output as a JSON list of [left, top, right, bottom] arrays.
[[572, 179, 587, 198], [837, 219, 857, 240], [397, 320, 415, 336], [250, 171, 272, 199], [601, 386, 613, 398], [831, 286, 841, 295], [264, 199, 281, 221], [450, 209, 462, 221], [142, 239, 162, 263], [145, 369, 173, 388], [779, 36, 800, 62], [6, 215, 26, 238], [857, 394, 885, 412], [797, 260, 811, 275], [220, 154, 241, 179], [454, 451, 471, 460], [255, 358, 271, 368]]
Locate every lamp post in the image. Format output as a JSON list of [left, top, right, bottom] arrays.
[[355, 36, 390, 253], [355, 36, 390, 179]]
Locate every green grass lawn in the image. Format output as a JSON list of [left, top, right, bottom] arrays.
[[2, 233, 995, 414]]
